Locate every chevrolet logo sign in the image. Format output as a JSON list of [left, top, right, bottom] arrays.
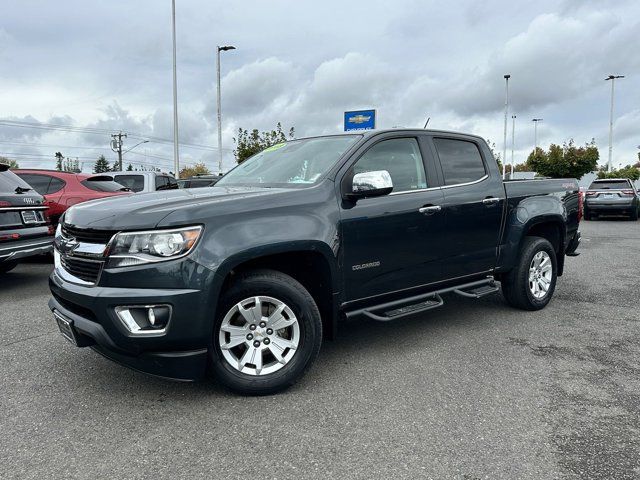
[[348, 115, 371, 124]]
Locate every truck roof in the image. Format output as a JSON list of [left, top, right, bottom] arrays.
[[295, 128, 487, 143]]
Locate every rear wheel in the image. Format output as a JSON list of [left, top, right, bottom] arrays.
[[210, 269, 322, 395], [0, 261, 18, 274], [502, 237, 557, 311]]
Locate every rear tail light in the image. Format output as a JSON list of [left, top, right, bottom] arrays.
[[578, 191, 584, 221], [0, 201, 11, 207], [585, 191, 596, 196], [0, 233, 20, 241], [621, 189, 634, 195]]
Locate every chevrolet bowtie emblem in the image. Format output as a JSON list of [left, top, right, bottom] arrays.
[[348, 115, 371, 124]]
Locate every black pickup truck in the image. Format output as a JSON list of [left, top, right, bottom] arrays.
[[49, 129, 581, 394], [1, 164, 52, 273]]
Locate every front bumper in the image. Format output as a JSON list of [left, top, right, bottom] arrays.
[[48, 261, 217, 381], [0, 234, 52, 263]]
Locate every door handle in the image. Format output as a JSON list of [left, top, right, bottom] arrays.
[[418, 205, 442, 215], [482, 197, 501, 206]]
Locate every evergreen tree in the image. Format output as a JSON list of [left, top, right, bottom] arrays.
[[93, 155, 111, 173], [55, 152, 64, 171]]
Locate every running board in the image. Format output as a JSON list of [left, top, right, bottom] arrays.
[[345, 277, 494, 322], [453, 283, 500, 298]]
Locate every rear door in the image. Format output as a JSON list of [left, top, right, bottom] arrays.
[[340, 134, 446, 301], [429, 136, 505, 279]]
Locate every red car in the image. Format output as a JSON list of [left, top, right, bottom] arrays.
[[14, 170, 131, 226]]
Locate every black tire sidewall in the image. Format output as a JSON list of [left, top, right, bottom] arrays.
[[0, 261, 18, 274], [210, 270, 322, 394]]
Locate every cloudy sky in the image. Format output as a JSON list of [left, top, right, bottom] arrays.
[[0, 0, 638, 173]]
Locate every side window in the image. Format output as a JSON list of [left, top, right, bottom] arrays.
[[353, 138, 427, 193], [17, 174, 52, 195], [167, 177, 179, 189], [433, 138, 486, 186], [47, 177, 66, 194]]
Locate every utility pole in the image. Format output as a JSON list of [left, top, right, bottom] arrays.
[[171, 0, 180, 178], [510, 115, 516, 177], [502, 74, 511, 179], [532, 118, 543, 152], [605, 75, 624, 172], [216, 45, 236, 174], [110, 131, 127, 171]]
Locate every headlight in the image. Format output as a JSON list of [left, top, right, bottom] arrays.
[[106, 226, 202, 268]]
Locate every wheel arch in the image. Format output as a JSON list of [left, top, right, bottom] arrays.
[[213, 242, 339, 339]]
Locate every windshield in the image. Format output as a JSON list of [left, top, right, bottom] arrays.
[[81, 177, 129, 192], [0, 169, 33, 194], [114, 174, 145, 192], [216, 135, 360, 188]]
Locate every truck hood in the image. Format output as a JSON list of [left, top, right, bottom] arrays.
[[63, 186, 292, 230]]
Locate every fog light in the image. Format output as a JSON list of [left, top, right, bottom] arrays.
[[115, 305, 171, 335]]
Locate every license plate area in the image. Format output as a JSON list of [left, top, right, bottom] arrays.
[[21, 210, 43, 224], [54, 311, 79, 346]]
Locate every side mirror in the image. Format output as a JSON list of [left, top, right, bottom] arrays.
[[348, 170, 393, 199]]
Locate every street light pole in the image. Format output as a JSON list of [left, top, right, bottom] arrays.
[[510, 115, 516, 177], [216, 45, 236, 174], [532, 118, 543, 152], [605, 75, 624, 172], [502, 74, 511, 179], [171, 0, 180, 178]]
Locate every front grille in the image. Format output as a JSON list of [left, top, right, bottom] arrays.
[[60, 255, 103, 283], [62, 224, 117, 244]]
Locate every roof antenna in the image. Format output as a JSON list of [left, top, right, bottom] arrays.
[[423, 117, 430, 128]]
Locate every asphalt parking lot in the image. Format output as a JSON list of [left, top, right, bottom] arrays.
[[1, 219, 639, 479]]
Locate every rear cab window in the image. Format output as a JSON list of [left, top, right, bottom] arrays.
[[81, 176, 129, 192], [114, 174, 145, 192], [433, 138, 487, 186]]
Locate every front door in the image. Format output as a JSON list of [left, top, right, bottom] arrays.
[[340, 136, 446, 302]]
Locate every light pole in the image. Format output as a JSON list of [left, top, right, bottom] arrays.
[[121, 140, 149, 170], [605, 75, 624, 172], [171, 0, 180, 178], [502, 74, 511, 179], [510, 115, 516, 177], [217, 45, 236, 174], [532, 118, 543, 152]]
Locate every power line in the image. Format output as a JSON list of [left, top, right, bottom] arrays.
[[0, 119, 233, 152]]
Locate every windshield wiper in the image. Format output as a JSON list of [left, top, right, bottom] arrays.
[[15, 186, 31, 194]]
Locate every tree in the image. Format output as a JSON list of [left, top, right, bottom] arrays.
[[485, 139, 502, 172], [526, 139, 599, 178], [0, 156, 19, 168], [233, 122, 295, 164], [179, 163, 211, 179], [597, 165, 640, 181], [93, 155, 111, 173], [126, 163, 134, 171], [55, 152, 64, 171]]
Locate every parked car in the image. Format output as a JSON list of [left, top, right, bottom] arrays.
[[177, 174, 222, 189], [109, 171, 179, 193], [14, 170, 131, 226], [584, 178, 639, 220], [0, 164, 52, 273], [49, 129, 581, 394]]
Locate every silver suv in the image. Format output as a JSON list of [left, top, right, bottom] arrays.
[[584, 178, 639, 221]]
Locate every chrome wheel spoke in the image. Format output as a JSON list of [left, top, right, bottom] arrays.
[[219, 295, 300, 376], [528, 250, 553, 299]]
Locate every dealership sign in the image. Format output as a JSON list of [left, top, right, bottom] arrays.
[[344, 109, 376, 131]]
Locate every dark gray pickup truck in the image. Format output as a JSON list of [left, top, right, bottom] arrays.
[[49, 129, 581, 394]]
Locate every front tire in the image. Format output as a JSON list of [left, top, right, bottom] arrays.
[[210, 269, 322, 395], [502, 236, 557, 311]]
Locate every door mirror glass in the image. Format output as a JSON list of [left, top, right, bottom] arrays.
[[350, 170, 393, 198]]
